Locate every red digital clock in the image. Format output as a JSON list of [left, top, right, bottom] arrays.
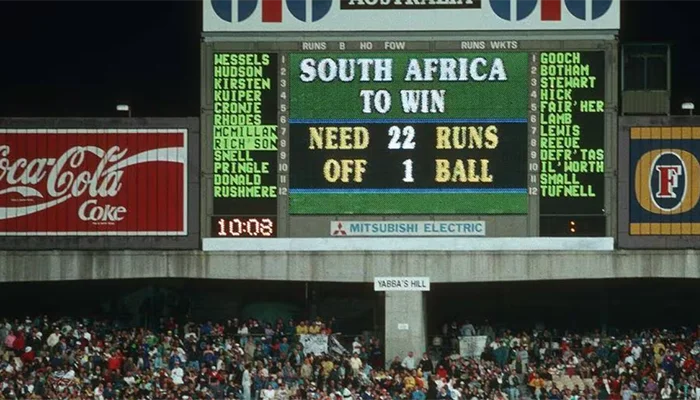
[[212, 216, 277, 238]]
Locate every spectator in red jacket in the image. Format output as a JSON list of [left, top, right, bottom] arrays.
[[12, 330, 25, 354], [20, 346, 35, 363]]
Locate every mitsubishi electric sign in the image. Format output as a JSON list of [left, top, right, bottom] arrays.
[[204, 0, 620, 32]]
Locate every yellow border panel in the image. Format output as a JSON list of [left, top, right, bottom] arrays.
[[682, 127, 693, 139], [630, 126, 700, 140], [661, 127, 673, 139], [630, 223, 700, 235]]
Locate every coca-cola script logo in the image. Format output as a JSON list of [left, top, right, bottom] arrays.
[[0, 129, 187, 235]]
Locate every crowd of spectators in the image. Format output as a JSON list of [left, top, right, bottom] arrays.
[[0, 315, 699, 400], [0, 315, 384, 400], [434, 321, 700, 400]]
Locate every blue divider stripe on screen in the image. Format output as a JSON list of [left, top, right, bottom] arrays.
[[289, 118, 528, 124], [290, 188, 528, 194]]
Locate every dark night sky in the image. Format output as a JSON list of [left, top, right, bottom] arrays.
[[0, 1, 696, 118]]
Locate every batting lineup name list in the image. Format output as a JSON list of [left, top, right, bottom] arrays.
[[212, 53, 278, 204], [539, 52, 605, 199]]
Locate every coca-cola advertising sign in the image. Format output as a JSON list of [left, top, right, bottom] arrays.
[[0, 129, 187, 235]]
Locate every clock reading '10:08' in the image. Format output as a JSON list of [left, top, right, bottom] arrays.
[[212, 217, 277, 237]]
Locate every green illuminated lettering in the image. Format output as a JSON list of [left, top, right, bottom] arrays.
[[212, 53, 278, 201], [540, 52, 581, 65], [564, 160, 604, 174], [214, 53, 271, 67], [540, 76, 597, 89], [214, 126, 276, 137], [538, 52, 605, 202], [540, 113, 572, 125], [540, 136, 580, 149], [214, 101, 262, 115], [541, 124, 580, 137], [214, 78, 271, 91]]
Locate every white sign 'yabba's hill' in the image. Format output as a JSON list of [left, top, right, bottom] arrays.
[[374, 277, 431, 291]]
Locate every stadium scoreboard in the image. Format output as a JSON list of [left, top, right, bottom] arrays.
[[207, 41, 608, 238]]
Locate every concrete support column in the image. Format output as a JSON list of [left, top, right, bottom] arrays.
[[384, 291, 427, 365]]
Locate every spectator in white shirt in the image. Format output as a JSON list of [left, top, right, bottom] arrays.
[[46, 329, 61, 348], [94, 384, 104, 400], [171, 361, 184, 385], [352, 337, 362, 354], [401, 351, 416, 370], [461, 321, 476, 337], [661, 384, 672, 399], [349, 354, 362, 374], [123, 371, 136, 386], [632, 344, 642, 360], [692, 384, 700, 400], [242, 365, 252, 400], [342, 386, 352, 400], [261, 384, 276, 400]]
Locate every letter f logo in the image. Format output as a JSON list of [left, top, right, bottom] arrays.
[[655, 165, 682, 198]]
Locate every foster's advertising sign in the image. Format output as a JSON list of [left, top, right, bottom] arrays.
[[629, 127, 700, 236], [0, 129, 187, 236]]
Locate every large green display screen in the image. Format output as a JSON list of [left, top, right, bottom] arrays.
[[289, 53, 529, 215]]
